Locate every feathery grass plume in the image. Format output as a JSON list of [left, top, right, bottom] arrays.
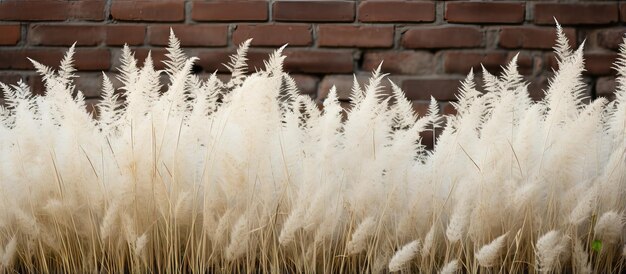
[[568, 184, 598, 225], [345, 216, 377, 255], [475, 233, 508, 267], [440, 259, 459, 274], [0, 236, 17, 269], [594, 211, 625, 245], [536, 230, 569, 272], [225, 39, 252, 89], [573, 238, 592, 274], [389, 240, 420, 272], [1, 26, 626, 273]]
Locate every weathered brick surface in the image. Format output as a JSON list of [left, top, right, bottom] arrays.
[[499, 27, 576, 49], [0, 0, 105, 21], [362, 51, 434, 75], [444, 51, 534, 75], [106, 25, 146, 46], [446, 2, 525, 23], [318, 26, 394, 48], [534, 3, 618, 25], [283, 50, 354, 74], [402, 27, 483, 49], [233, 24, 312, 47], [273, 1, 355, 22], [192, 1, 268, 22], [598, 28, 626, 50], [596, 77, 616, 100], [0, 0, 624, 111], [148, 25, 228, 47], [0, 49, 110, 70], [402, 78, 463, 101], [28, 25, 103, 46], [358, 1, 435, 23], [0, 25, 20, 45], [111, 1, 184, 22]]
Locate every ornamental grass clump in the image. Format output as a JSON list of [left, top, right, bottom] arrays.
[[0, 23, 625, 273]]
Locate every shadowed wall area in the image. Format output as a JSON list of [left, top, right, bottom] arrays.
[[0, 1, 624, 121]]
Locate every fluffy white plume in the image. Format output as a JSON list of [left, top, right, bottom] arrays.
[[475, 233, 507, 267], [0, 28, 624, 273], [389, 240, 420, 272]]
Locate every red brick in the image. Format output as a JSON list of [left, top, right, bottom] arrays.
[[284, 50, 354, 74], [233, 24, 312, 47], [499, 27, 576, 49], [28, 25, 103, 46], [31, 72, 105, 98], [0, 0, 105, 21], [412, 101, 430, 117], [111, 48, 168, 70], [527, 77, 548, 101], [402, 26, 483, 49], [585, 53, 618, 76], [598, 28, 626, 50], [0, 73, 25, 87], [192, 1, 268, 21], [197, 50, 242, 73], [441, 102, 457, 116], [444, 51, 534, 75], [534, 3, 618, 25], [273, 1, 355, 22], [358, 1, 435, 23], [318, 25, 393, 48], [0, 25, 20, 45], [596, 77, 615, 99], [149, 25, 228, 47], [445, 2, 525, 23], [0, 49, 110, 71], [197, 50, 286, 73], [198, 49, 353, 76], [106, 25, 146, 46], [111, 0, 184, 22], [362, 51, 434, 75], [317, 74, 393, 101], [291, 74, 319, 95], [401, 78, 462, 101]]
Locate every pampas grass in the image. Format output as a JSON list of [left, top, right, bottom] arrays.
[[0, 23, 625, 272], [389, 240, 420, 272]]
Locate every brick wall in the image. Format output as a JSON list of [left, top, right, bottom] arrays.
[[0, 0, 625, 120]]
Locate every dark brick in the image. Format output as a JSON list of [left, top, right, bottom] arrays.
[[598, 28, 626, 50], [499, 26, 576, 49], [28, 25, 103, 46], [0, 0, 105, 21], [106, 25, 146, 46], [0, 49, 110, 71], [0, 25, 20, 45], [534, 3, 618, 25], [446, 2, 525, 23], [149, 25, 228, 47], [318, 25, 394, 48], [192, 1, 268, 21], [596, 77, 615, 99], [401, 78, 462, 101], [402, 26, 483, 49], [111, 0, 184, 22], [362, 51, 434, 75], [444, 51, 534, 75], [273, 1, 355, 22], [233, 24, 312, 47], [358, 1, 435, 23], [283, 50, 354, 74]]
